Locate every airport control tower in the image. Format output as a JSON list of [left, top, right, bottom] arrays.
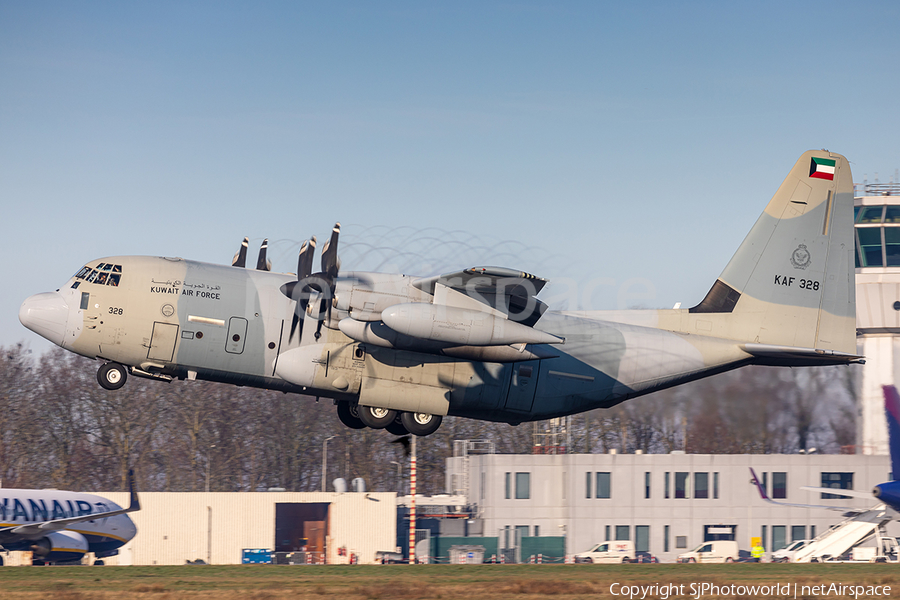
[[855, 181, 900, 455]]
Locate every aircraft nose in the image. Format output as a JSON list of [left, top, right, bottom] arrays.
[[120, 514, 138, 542], [19, 291, 69, 346]]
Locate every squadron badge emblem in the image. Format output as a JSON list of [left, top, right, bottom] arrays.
[[790, 244, 811, 270]]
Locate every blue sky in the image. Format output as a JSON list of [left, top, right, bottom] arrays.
[[2, 1, 899, 352]]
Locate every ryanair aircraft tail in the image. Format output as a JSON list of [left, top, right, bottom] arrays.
[[690, 150, 858, 361]]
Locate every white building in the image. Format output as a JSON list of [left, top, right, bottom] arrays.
[[447, 449, 896, 563], [96, 491, 397, 566], [855, 184, 900, 455]]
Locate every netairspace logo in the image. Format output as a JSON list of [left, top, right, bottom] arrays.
[[609, 582, 892, 600]]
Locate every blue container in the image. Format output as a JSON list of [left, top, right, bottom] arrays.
[[242, 549, 272, 564]]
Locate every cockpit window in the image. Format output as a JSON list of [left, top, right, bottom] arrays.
[[75, 264, 123, 286]]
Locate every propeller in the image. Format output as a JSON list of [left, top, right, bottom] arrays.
[[232, 237, 249, 268], [256, 238, 272, 271], [313, 223, 341, 340], [280, 223, 342, 343]]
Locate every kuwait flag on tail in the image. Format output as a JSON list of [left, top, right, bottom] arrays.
[[809, 156, 836, 180]]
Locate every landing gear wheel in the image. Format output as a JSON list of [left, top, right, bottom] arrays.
[[94, 559, 105, 566], [400, 412, 443, 436], [337, 403, 366, 430], [358, 406, 397, 429], [622, 556, 630, 564], [386, 415, 409, 436], [725, 557, 733, 563], [97, 363, 127, 390]]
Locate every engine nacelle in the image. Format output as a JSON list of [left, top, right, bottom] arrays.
[[381, 303, 563, 346], [338, 318, 558, 362], [873, 481, 900, 510], [31, 530, 89, 563]]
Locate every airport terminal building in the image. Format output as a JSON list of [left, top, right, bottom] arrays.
[[446, 449, 896, 563]]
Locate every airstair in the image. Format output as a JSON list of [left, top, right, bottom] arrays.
[[791, 505, 894, 563]]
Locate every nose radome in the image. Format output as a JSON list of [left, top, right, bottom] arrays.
[[19, 292, 69, 346]]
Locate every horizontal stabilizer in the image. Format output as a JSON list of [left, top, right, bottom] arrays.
[[741, 343, 864, 366]]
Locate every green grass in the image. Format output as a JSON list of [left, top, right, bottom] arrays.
[[0, 563, 898, 599]]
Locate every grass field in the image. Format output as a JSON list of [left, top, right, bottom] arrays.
[[0, 564, 898, 600]]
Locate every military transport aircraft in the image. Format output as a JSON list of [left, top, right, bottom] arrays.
[[0, 470, 139, 565], [20, 150, 861, 437]]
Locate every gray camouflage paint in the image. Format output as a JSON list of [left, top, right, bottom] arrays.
[[23, 151, 858, 426]]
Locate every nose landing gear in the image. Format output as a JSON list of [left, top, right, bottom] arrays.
[[97, 362, 128, 390]]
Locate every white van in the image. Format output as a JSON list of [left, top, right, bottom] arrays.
[[771, 540, 808, 563], [678, 540, 739, 563], [574, 541, 635, 564]]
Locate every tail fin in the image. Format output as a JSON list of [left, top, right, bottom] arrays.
[[883, 386, 900, 480], [690, 150, 856, 355]]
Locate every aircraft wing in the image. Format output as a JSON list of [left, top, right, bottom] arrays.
[[0, 469, 140, 537], [413, 266, 549, 327], [749, 468, 866, 514], [799, 486, 875, 500]]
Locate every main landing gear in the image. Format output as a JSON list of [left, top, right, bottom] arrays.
[[336, 402, 442, 436], [97, 362, 128, 390]]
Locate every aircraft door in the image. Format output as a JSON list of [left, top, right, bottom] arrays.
[[148, 322, 179, 362], [504, 360, 541, 413], [226, 317, 248, 354]]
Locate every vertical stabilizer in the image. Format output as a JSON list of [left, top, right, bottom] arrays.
[[883, 386, 900, 480], [691, 151, 856, 353]]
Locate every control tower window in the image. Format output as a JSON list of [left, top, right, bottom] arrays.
[[858, 206, 885, 224], [857, 228, 884, 267], [885, 207, 900, 223], [885, 228, 900, 267]]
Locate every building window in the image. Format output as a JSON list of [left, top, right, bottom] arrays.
[[664, 525, 670, 553], [644, 472, 650, 499], [515, 472, 530, 499], [675, 536, 687, 549], [810, 525, 816, 539], [481, 472, 485, 500], [664, 472, 670, 499], [675, 472, 689, 499], [596, 472, 611, 499], [761, 525, 767, 552], [585, 472, 592, 499], [772, 525, 786, 551], [773, 472, 787, 499], [515, 525, 529, 543], [821, 472, 853, 499], [534, 525, 540, 537], [505, 472, 511, 499], [635, 526, 649, 553], [791, 525, 806, 543], [713, 472, 719, 499], [605, 525, 610, 541], [761, 472, 768, 496], [615, 525, 630, 541], [694, 472, 709, 499]]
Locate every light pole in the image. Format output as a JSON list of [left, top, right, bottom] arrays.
[[322, 436, 337, 492]]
